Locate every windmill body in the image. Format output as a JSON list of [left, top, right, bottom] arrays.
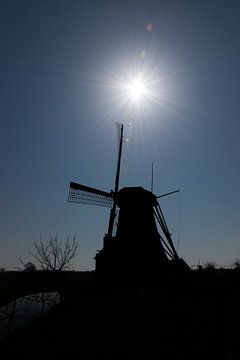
[[95, 186, 169, 274]]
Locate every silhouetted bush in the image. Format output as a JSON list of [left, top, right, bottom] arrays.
[[232, 258, 240, 270], [23, 262, 37, 272], [204, 261, 217, 270]]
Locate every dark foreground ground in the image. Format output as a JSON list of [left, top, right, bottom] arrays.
[[1, 269, 240, 359]]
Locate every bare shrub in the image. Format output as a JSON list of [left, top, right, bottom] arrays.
[[25, 234, 79, 271]]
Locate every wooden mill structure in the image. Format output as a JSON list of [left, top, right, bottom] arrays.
[[68, 123, 188, 277]]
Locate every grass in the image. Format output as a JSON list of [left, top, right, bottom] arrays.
[[1, 269, 240, 359]]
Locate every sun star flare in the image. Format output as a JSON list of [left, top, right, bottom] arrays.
[[127, 74, 148, 102]]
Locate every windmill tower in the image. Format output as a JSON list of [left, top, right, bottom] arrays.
[[68, 123, 188, 277]]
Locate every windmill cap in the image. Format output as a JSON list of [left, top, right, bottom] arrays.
[[116, 187, 158, 208]]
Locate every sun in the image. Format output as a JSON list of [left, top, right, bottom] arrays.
[[90, 45, 184, 125], [127, 73, 148, 102]]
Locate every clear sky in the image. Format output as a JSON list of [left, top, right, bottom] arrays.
[[1, 0, 240, 270]]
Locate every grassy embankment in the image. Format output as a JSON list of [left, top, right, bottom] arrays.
[[1, 268, 240, 359]]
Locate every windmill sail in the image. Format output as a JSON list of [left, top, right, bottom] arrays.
[[68, 182, 113, 208]]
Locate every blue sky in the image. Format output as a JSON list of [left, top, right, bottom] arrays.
[[1, 0, 240, 270]]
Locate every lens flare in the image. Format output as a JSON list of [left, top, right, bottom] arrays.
[[146, 22, 154, 31]]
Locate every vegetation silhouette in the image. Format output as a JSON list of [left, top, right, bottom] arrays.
[[20, 234, 79, 271]]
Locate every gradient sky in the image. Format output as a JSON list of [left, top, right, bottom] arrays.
[[1, 0, 240, 270]]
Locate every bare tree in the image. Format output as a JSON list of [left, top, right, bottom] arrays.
[[26, 234, 79, 271]]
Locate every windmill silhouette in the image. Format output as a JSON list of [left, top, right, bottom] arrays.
[[68, 123, 188, 276]]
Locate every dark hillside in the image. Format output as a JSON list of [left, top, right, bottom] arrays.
[[1, 269, 240, 360]]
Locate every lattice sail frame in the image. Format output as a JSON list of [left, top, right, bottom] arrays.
[[68, 182, 114, 208]]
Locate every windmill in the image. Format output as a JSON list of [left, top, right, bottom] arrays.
[[68, 123, 188, 276]]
